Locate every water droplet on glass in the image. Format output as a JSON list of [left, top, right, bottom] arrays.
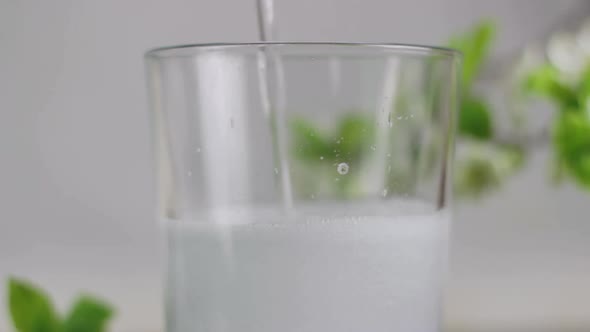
[[387, 165, 392, 173], [310, 194, 316, 199], [320, 156, 324, 160], [187, 171, 193, 177], [337, 162, 349, 175], [397, 116, 403, 120], [387, 153, 391, 158], [274, 168, 279, 174], [230, 117, 234, 128], [382, 188, 388, 197], [195, 147, 201, 153], [370, 145, 376, 151], [388, 113, 393, 127]]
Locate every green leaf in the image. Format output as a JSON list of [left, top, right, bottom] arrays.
[[577, 64, 590, 109], [8, 278, 61, 332], [63, 296, 114, 332], [550, 156, 567, 185], [454, 142, 525, 198], [455, 157, 500, 197], [449, 21, 496, 142], [523, 64, 579, 109], [335, 114, 374, 161], [290, 118, 332, 162], [553, 111, 590, 188], [449, 20, 496, 89], [459, 95, 493, 139]]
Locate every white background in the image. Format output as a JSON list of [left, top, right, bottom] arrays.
[[1, 1, 589, 331]]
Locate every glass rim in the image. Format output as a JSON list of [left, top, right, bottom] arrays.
[[145, 42, 461, 59]]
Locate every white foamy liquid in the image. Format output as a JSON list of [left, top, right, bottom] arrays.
[[166, 203, 448, 332]]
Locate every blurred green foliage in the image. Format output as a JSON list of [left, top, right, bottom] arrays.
[[449, 21, 525, 196], [523, 64, 579, 109], [290, 21, 527, 199], [455, 142, 525, 197], [459, 96, 493, 140], [290, 114, 376, 198], [291, 20, 590, 198], [450, 21, 495, 140], [450, 21, 495, 90], [524, 58, 590, 189], [291, 114, 375, 164], [7, 278, 114, 332], [553, 111, 590, 187]]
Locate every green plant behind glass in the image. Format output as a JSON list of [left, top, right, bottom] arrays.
[[291, 113, 377, 198], [290, 21, 526, 198]]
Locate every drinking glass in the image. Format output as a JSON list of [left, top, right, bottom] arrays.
[[145, 43, 460, 332]]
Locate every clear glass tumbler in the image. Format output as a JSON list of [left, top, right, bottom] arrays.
[[145, 43, 460, 332]]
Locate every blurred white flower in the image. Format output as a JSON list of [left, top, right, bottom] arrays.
[[547, 32, 586, 81], [510, 44, 544, 82], [576, 18, 590, 55]]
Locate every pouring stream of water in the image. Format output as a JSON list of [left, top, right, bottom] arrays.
[[255, 0, 293, 210]]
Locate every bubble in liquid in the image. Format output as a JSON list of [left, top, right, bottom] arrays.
[[320, 156, 324, 160], [337, 162, 349, 175]]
